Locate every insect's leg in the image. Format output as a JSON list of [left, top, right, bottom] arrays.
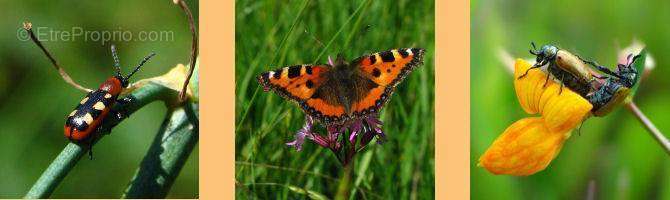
[[593, 74, 608, 79], [577, 54, 601, 68], [87, 139, 94, 160], [114, 96, 135, 120], [557, 72, 564, 94], [593, 64, 622, 79], [543, 73, 551, 87], [577, 118, 588, 136], [518, 64, 543, 79]]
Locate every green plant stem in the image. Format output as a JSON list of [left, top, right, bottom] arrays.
[[122, 103, 199, 198], [24, 82, 178, 199], [626, 102, 670, 155], [335, 161, 354, 200]]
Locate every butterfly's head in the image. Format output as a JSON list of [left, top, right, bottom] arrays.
[[330, 54, 350, 68]]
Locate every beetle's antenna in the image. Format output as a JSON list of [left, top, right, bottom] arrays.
[[529, 42, 539, 55], [111, 45, 122, 77], [629, 54, 642, 66], [126, 52, 156, 79]]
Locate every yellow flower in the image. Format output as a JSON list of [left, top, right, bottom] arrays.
[[479, 59, 593, 176]]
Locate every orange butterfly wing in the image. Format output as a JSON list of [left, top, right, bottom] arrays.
[[257, 64, 347, 122], [258, 48, 425, 126], [351, 48, 425, 115]]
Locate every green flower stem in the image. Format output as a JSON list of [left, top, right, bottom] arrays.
[[122, 103, 198, 198], [335, 161, 354, 200], [626, 102, 670, 155], [24, 82, 178, 199]]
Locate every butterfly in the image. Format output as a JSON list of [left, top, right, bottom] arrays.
[[258, 48, 425, 126]]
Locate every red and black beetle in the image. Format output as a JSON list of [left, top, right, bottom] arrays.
[[64, 45, 155, 149]]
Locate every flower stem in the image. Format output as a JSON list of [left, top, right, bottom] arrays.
[[122, 103, 199, 198], [335, 159, 354, 200], [625, 102, 670, 155]]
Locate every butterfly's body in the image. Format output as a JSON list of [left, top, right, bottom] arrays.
[[315, 57, 378, 115], [259, 48, 425, 126]]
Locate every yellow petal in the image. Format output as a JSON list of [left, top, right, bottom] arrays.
[[479, 117, 569, 176], [513, 59, 593, 133]]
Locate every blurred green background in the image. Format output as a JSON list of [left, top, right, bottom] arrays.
[[0, 0, 198, 198], [472, 0, 670, 199], [235, 0, 434, 199]]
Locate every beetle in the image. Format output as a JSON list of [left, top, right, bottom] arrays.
[[588, 54, 640, 116], [65, 45, 155, 156], [518, 42, 604, 97]]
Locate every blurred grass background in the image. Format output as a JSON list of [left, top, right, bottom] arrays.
[[0, 0, 198, 198], [235, 0, 434, 199], [472, 0, 670, 199]]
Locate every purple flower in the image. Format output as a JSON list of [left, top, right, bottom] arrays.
[[285, 113, 387, 165]]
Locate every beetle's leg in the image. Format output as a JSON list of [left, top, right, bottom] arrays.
[[543, 73, 551, 87], [593, 65, 623, 79], [114, 96, 135, 120], [577, 54, 601, 68], [98, 96, 135, 134], [577, 118, 588, 136], [557, 73, 564, 94], [88, 146, 93, 160], [87, 136, 95, 160], [519, 64, 543, 79]]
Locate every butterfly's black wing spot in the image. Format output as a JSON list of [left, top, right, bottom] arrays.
[[380, 51, 395, 62], [272, 69, 282, 79], [305, 65, 313, 75], [369, 55, 377, 64], [306, 80, 314, 88], [411, 48, 421, 55], [386, 69, 391, 73], [372, 68, 381, 77], [287, 65, 301, 79], [399, 48, 409, 58]]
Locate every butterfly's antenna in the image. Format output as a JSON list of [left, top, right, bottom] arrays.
[[350, 24, 372, 51], [111, 45, 122, 77], [126, 52, 156, 79], [304, 29, 325, 49]]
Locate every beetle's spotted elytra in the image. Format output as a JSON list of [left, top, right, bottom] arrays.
[[64, 45, 155, 157]]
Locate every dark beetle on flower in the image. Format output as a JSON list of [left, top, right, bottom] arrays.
[[587, 54, 640, 116]]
